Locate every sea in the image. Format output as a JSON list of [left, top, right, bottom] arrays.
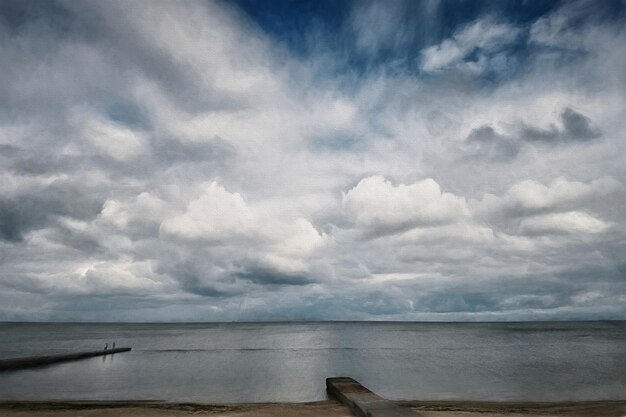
[[0, 321, 624, 403]]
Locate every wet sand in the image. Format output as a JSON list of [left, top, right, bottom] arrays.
[[0, 402, 352, 417], [405, 400, 626, 417], [1, 400, 624, 417]]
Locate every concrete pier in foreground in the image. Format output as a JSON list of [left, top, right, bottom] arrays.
[[327, 377, 423, 417], [0, 348, 131, 371]]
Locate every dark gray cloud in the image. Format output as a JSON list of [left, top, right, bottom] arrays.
[[561, 107, 602, 140], [148, 250, 237, 295], [466, 107, 603, 163], [0, 184, 103, 241], [0, 144, 20, 158], [521, 107, 601, 143], [152, 135, 237, 166], [519, 124, 559, 142], [238, 267, 316, 286], [45, 223, 103, 253], [174, 266, 244, 298], [2, 144, 85, 176], [465, 125, 520, 161]]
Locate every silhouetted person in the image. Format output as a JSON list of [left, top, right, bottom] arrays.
[[104, 343, 108, 350], [112, 342, 116, 349]]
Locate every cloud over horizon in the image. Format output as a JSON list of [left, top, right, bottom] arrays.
[[0, 0, 625, 321]]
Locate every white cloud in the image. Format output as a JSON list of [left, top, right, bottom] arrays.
[[160, 182, 257, 242], [518, 211, 609, 235], [79, 114, 148, 161], [269, 218, 327, 259], [500, 294, 555, 308], [507, 177, 618, 210], [571, 291, 603, 305], [475, 177, 620, 216], [100, 192, 171, 230], [529, 1, 595, 49], [76, 258, 168, 294], [342, 176, 469, 233], [160, 181, 326, 272], [420, 18, 520, 72], [398, 221, 495, 244]]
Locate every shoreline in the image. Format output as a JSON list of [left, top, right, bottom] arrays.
[[1, 400, 624, 417]]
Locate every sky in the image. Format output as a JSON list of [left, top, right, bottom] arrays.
[[0, 0, 625, 322]]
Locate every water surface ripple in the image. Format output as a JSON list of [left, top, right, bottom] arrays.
[[0, 321, 624, 402]]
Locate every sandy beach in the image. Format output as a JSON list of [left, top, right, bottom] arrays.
[[1, 400, 624, 417]]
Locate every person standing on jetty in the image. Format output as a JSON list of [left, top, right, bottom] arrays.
[[104, 343, 108, 350]]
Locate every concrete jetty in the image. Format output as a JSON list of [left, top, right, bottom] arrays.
[[327, 377, 423, 417], [0, 347, 131, 371]]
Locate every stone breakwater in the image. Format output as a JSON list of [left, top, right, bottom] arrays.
[[0, 348, 131, 371]]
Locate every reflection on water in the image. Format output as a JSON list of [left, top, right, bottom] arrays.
[[0, 321, 624, 402]]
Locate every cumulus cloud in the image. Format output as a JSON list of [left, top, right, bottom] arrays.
[[100, 192, 170, 235], [342, 176, 469, 235], [76, 258, 168, 295], [161, 181, 326, 273], [160, 182, 258, 242]]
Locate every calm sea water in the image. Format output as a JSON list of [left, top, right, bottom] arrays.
[[0, 321, 624, 403]]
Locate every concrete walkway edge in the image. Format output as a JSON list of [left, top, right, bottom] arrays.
[[327, 377, 423, 417]]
